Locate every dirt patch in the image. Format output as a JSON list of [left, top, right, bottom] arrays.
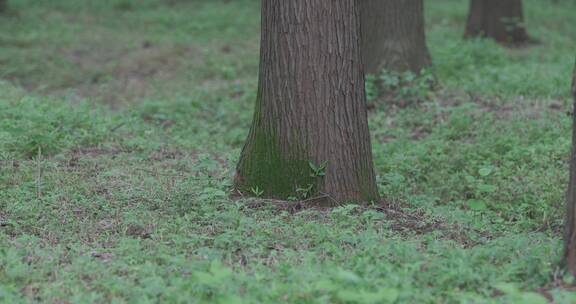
[[147, 147, 186, 162], [125, 223, 153, 239], [239, 198, 494, 247], [0, 212, 8, 228], [441, 91, 568, 120], [241, 198, 319, 215], [370, 204, 495, 247], [63, 147, 123, 168], [61, 42, 203, 107], [372, 90, 570, 147], [70, 147, 123, 157]]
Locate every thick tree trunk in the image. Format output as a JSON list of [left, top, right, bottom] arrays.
[[361, 0, 432, 74], [235, 0, 380, 205], [564, 60, 576, 276], [465, 0, 530, 45]]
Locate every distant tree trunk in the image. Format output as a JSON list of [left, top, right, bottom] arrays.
[[564, 60, 576, 276], [0, 0, 6, 13], [235, 0, 380, 205], [361, 0, 431, 74], [465, 0, 530, 45]]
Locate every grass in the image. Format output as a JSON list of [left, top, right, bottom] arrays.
[[1, 0, 576, 302]]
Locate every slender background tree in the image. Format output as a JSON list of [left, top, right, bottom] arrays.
[[361, 0, 431, 74], [465, 0, 531, 45], [235, 0, 380, 205], [564, 59, 576, 276]]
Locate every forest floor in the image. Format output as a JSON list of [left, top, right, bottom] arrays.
[[1, 0, 576, 303]]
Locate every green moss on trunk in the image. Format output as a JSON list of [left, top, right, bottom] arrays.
[[236, 129, 314, 199]]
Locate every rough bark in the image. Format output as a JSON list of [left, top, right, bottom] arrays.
[[235, 0, 380, 205], [361, 0, 432, 74], [465, 0, 530, 45], [564, 59, 576, 276]]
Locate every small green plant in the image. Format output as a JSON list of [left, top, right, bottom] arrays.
[[308, 160, 327, 178], [293, 161, 328, 199], [296, 183, 314, 199], [250, 186, 264, 197], [365, 74, 378, 103], [462, 165, 498, 212], [372, 68, 436, 107]]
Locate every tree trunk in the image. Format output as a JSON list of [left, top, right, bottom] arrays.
[[564, 59, 576, 276], [361, 0, 432, 74], [235, 0, 380, 205], [465, 0, 530, 45], [0, 0, 6, 13]]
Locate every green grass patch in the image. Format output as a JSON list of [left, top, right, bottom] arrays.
[[1, 0, 576, 302]]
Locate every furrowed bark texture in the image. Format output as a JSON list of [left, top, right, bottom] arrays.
[[235, 0, 380, 204], [465, 0, 530, 45], [361, 0, 431, 74], [564, 60, 576, 276]]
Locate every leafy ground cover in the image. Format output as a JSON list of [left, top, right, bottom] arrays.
[[1, 0, 576, 302]]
